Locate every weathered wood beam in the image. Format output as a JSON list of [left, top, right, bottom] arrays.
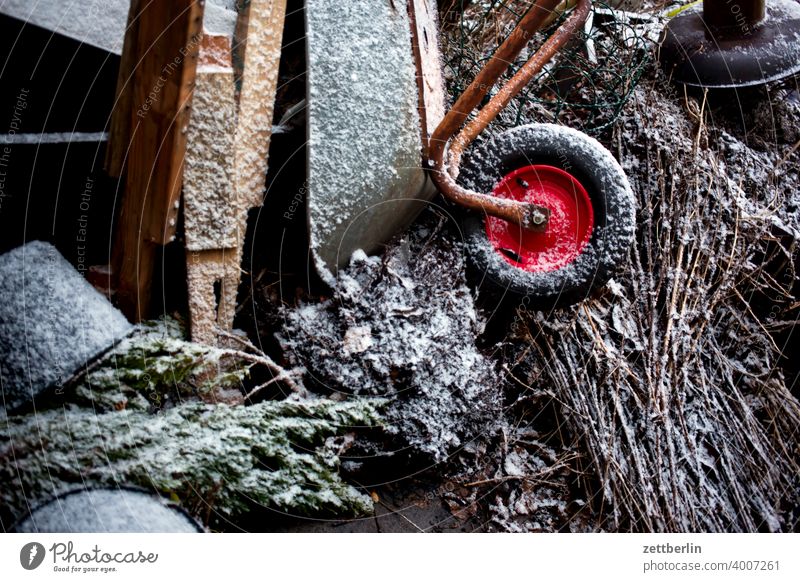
[[181, 0, 287, 345], [183, 34, 239, 253], [183, 0, 287, 345], [105, 0, 141, 179], [234, 0, 288, 208], [111, 0, 204, 321], [409, 0, 447, 157], [183, 33, 240, 345]]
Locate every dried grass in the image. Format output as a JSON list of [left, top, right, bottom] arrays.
[[504, 80, 800, 531]]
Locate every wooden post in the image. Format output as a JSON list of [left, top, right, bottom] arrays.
[[105, 0, 141, 179], [110, 0, 204, 321], [182, 0, 287, 345], [233, 0, 287, 208], [183, 34, 241, 345]]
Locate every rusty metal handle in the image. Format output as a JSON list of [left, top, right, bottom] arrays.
[[429, 0, 592, 231]]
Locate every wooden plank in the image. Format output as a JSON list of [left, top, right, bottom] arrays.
[[135, 3, 204, 245], [111, 0, 204, 321], [105, 0, 141, 178], [182, 33, 241, 344], [233, 0, 287, 208], [409, 0, 447, 157], [106, 2, 238, 177], [186, 248, 241, 345], [182, 1, 288, 345], [183, 34, 239, 252]]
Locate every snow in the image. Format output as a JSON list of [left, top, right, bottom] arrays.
[[279, 213, 502, 462], [14, 489, 202, 533], [0, 242, 133, 415], [305, 0, 434, 280]]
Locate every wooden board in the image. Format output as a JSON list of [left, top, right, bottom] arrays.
[[183, 34, 239, 252], [183, 0, 288, 344], [105, 0, 141, 178], [233, 0, 288, 208], [111, 0, 204, 321], [107, 2, 237, 177], [182, 33, 240, 344], [186, 248, 241, 345], [409, 0, 447, 156]]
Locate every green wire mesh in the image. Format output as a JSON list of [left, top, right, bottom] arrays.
[[440, 1, 653, 136]]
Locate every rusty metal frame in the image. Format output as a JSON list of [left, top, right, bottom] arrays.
[[429, 0, 592, 231]]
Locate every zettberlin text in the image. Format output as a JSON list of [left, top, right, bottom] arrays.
[[643, 542, 702, 554]]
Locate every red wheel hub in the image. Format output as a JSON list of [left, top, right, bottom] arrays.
[[486, 165, 594, 273]]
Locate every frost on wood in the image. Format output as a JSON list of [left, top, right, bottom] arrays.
[[181, 2, 288, 345], [278, 215, 502, 462], [1, 397, 383, 528], [234, 0, 287, 208], [182, 34, 245, 345], [186, 249, 243, 345], [183, 37, 240, 252]]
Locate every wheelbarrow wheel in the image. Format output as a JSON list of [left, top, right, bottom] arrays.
[[458, 123, 635, 305]]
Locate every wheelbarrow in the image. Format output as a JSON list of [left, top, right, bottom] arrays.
[[306, 0, 635, 305]]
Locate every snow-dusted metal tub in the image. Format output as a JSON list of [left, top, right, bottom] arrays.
[[305, 0, 439, 282]]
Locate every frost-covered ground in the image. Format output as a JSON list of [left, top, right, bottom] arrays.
[[279, 219, 503, 463]]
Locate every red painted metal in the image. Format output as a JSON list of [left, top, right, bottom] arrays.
[[486, 165, 594, 272]]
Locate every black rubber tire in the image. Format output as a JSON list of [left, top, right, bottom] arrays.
[[458, 123, 635, 306]]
